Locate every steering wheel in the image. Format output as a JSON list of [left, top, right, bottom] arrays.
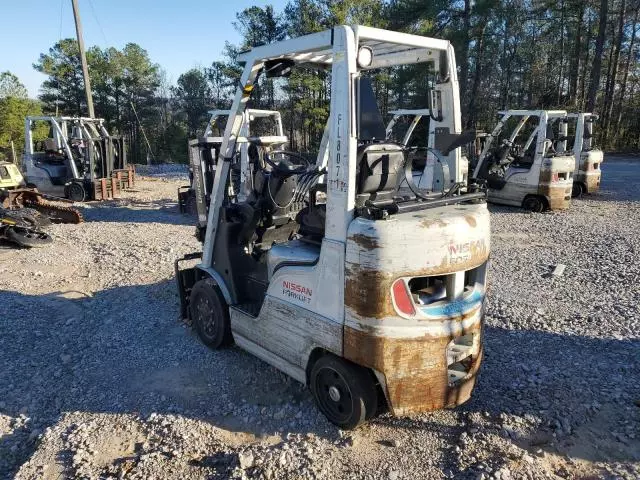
[[263, 150, 311, 175], [403, 147, 454, 200]]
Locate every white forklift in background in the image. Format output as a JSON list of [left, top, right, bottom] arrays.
[[565, 113, 603, 197], [178, 109, 287, 240], [472, 110, 575, 212], [175, 25, 490, 428], [385, 109, 470, 185], [22, 116, 133, 201]]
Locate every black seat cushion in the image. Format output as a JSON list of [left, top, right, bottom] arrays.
[[356, 143, 405, 194]]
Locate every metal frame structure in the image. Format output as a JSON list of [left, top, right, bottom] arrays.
[[22, 116, 131, 200], [567, 113, 603, 196], [176, 26, 489, 427], [183, 109, 287, 232], [385, 109, 470, 185], [472, 109, 575, 211]]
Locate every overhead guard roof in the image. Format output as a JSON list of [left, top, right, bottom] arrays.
[[236, 25, 450, 69]]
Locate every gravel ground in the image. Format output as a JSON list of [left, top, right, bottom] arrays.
[[1, 160, 639, 480]]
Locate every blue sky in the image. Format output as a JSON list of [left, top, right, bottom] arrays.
[[0, 0, 288, 98]]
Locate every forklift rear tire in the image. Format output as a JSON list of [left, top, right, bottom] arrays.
[[190, 278, 233, 349], [522, 196, 544, 213], [572, 182, 584, 198], [310, 355, 378, 430]]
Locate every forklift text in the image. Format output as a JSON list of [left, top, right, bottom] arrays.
[[448, 239, 487, 264], [282, 281, 313, 304]]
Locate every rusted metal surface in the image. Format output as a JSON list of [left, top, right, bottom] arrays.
[[343, 203, 489, 414], [539, 184, 571, 210], [574, 152, 602, 194], [345, 254, 486, 320], [2, 188, 83, 224], [584, 173, 601, 193], [112, 165, 135, 190], [343, 311, 483, 415], [344, 204, 489, 320], [230, 295, 343, 383], [537, 155, 573, 210], [92, 178, 120, 200]]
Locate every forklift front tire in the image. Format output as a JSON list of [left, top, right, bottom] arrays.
[[310, 355, 378, 430], [572, 182, 584, 198], [66, 182, 86, 202], [522, 195, 544, 213], [190, 278, 233, 349]]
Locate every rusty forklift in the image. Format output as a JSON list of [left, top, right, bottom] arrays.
[[176, 26, 490, 428], [472, 110, 575, 212]]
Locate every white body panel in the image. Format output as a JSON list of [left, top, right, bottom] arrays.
[[568, 113, 603, 193]]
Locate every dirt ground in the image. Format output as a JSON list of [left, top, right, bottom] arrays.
[[0, 161, 639, 480]]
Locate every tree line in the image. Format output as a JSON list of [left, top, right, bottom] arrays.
[[1, 0, 638, 164]]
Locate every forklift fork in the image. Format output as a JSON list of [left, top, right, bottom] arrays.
[[177, 185, 192, 214], [175, 252, 203, 319]]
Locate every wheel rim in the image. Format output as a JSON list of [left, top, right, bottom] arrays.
[[69, 184, 84, 201], [195, 295, 217, 339], [314, 367, 353, 423]]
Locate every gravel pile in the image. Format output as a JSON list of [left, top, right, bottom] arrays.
[[1, 162, 639, 479]]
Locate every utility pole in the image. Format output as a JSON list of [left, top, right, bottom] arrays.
[[71, 0, 95, 118]]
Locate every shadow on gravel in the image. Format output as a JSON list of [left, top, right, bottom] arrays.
[[76, 198, 196, 225], [368, 326, 640, 477], [2, 282, 639, 477], [435, 325, 638, 476]]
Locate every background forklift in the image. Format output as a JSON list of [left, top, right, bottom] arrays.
[[22, 116, 134, 202], [176, 26, 490, 428], [178, 109, 288, 241], [472, 110, 575, 212], [385, 109, 470, 185], [566, 113, 603, 197]]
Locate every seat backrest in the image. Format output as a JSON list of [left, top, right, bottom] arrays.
[[43, 138, 57, 152], [356, 143, 405, 195]]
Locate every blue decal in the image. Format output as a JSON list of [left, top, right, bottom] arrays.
[[420, 290, 484, 317]]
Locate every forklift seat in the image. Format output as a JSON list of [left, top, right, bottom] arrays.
[[43, 138, 58, 153], [355, 143, 405, 207]]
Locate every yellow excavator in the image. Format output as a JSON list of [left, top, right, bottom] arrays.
[[0, 160, 83, 224]]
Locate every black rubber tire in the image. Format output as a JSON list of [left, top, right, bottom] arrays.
[[5, 226, 52, 248], [572, 182, 584, 198], [522, 196, 545, 213], [189, 278, 233, 349], [310, 354, 378, 430], [66, 182, 86, 202]]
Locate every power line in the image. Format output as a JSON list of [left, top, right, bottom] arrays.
[[87, 0, 109, 45], [56, 0, 65, 116]]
